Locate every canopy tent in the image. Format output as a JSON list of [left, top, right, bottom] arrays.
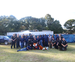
[[7, 30, 54, 36]]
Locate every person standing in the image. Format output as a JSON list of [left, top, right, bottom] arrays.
[[20, 35, 24, 48], [42, 35, 45, 47], [39, 35, 43, 47], [11, 34, 16, 49], [16, 34, 20, 48], [54, 34, 59, 41], [25, 35, 28, 47], [59, 34, 63, 40], [36, 36, 40, 44], [44, 34, 48, 47], [48, 34, 52, 48]]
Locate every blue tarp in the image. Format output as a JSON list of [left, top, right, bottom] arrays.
[[62, 34, 75, 43]]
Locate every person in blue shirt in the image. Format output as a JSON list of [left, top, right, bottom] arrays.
[[42, 35, 45, 47], [44, 34, 48, 47], [25, 35, 28, 47], [39, 35, 43, 47], [17, 44, 32, 52], [54, 34, 59, 41], [20, 35, 25, 48]]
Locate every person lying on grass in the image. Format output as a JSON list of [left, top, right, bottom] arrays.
[[17, 44, 32, 52]]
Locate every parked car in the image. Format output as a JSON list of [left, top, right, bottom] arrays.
[[0, 36, 11, 45]]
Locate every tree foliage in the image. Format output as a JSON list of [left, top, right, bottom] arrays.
[[64, 19, 75, 34], [0, 14, 63, 35]]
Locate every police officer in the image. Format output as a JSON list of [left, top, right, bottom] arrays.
[[11, 34, 16, 49], [44, 34, 48, 47], [16, 34, 20, 48], [61, 38, 68, 50]]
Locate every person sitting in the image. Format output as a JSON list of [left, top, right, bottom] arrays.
[[17, 44, 32, 52], [51, 38, 56, 48], [55, 38, 59, 49], [58, 38, 62, 50], [33, 38, 39, 50], [61, 38, 68, 51]]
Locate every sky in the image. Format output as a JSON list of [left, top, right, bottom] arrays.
[[0, 12, 75, 27]]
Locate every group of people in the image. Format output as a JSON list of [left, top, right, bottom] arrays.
[[11, 34, 68, 52]]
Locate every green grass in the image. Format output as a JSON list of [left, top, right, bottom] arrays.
[[0, 43, 75, 62]]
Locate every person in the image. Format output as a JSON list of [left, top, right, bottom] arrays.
[[16, 34, 20, 48], [54, 34, 59, 41], [59, 34, 63, 40], [28, 34, 34, 47], [27, 39, 33, 49], [55, 38, 59, 49], [25, 35, 28, 47], [11, 34, 16, 49], [33, 35, 36, 39], [33, 38, 39, 50], [17, 44, 32, 52], [39, 35, 43, 47], [51, 38, 56, 48], [20, 35, 24, 48], [42, 35, 45, 47], [36, 36, 40, 44], [61, 38, 68, 50], [48, 34, 52, 48], [28, 34, 34, 41], [58, 38, 62, 50], [52, 35, 54, 40], [23, 34, 25, 38], [44, 34, 48, 47]]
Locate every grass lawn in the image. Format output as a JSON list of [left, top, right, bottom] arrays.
[[0, 43, 75, 62]]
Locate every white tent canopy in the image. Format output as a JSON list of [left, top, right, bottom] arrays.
[[7, 30, 54, 36]]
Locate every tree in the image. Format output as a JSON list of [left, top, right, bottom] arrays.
[[64, 19, 75, 34], [45, 14, 54, 27]]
